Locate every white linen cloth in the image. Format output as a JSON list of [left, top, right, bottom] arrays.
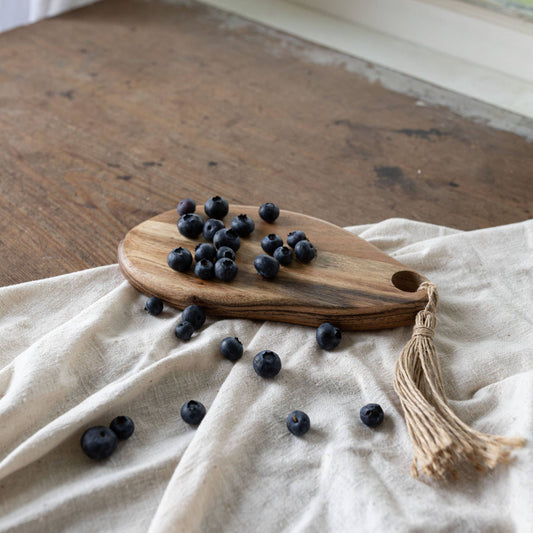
[[0, 218, 531, 532]]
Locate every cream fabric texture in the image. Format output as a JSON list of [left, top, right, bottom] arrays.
[[0, 219, 531, 532]]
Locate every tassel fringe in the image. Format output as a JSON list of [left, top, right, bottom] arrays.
[[394, 281, 525, 479]]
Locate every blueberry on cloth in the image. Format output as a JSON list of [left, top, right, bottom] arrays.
[[273, 246, 292, 266], [109, 416, 135, 440], [175, 321, 194, 341], [213, 228, 241, 252], [286, 411, 310, 436], [287, 230, 306, 248], [216, 246, 236, 261], [214, 258, 238, 282], [167, 247, 193, 272], [316, 322, 342, 350], [203, 218, 225, 242], [194, 259, 215, 280], [181, 400, 207, 425], [294, 240, 316, 263], [360, 404, 384, 428], [220, 337, 244, 361], [261, 234, 283, 255], [258, 203, 280, 223], [145, 296, 163, 316], [177, 198, 196, 216], [177, 213, 204, 239], [195, 243, 217, 262], [81, 426, 118, 460], [253, 350, 281, 378], [204, 196, 229, 219], [231, 214, 255, 237], [182, 304, 206, 330]]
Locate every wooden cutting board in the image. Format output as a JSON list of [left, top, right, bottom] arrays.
[[118, 205, 428, 330]]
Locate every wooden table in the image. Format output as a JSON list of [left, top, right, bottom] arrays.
[[0, 0, 531, 286]]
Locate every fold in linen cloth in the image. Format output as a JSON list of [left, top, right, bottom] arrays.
[[0, 218, 531, 532]]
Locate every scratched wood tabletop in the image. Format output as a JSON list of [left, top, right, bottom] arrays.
[[0, 0, 531, 286]]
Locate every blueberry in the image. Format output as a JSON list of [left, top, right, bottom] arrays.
[[259, 202, 280, 223], [231, 214, 255, 237], [145, 296, 163, 316], [175, 321, 194, 340], [273, 246, 292, 266], [204, 196, 229, 219], [294, 240, 316, 263], [178, 213, 204, 239], [220, 336, 244, 361], [182, 304, 206, 330], [194, 259, 214, 280], [261, 233, 283, 255], [287, 230, 307, 248], [81, 426, 118, 460], [167, 247, 193, 272], [214, 258, 238, 282], [253, 350, 281, 378], [203, 218, 225, 242], [177, 198, 196, 216], [316, 322, 342, 350], [181, 400, 206, 425], [109, 415, 135, 440], [194, 243, 217, 262], [213, 228, 240, 252], [254, 254, 280, 279], [286, 411, 310, 436], [216, 246, 236, 261], [360, 404, 384, 428]]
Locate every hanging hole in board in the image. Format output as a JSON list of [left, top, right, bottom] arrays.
[[391, 270, 424, 292]]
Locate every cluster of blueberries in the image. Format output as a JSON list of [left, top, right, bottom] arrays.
[[166, 196, 317, 282], [81, 416, 135, 460]]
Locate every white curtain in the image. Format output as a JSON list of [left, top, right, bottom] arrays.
[[28, 0, 100, 21]]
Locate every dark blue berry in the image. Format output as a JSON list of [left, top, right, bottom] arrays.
[[203, 218, 225, 241], [220, 337, 244, 361], [259, 203, 280, 223], [109, 416, 135, 440], [316, 322, 342, 350], [181, 304, 206, 330], [175, 321, 194, 340], [178, 213, 204, 239], [214, 258, 238, 282], [253, 350, 281, 378], [145, 296, 163, 316], [204, 196, 229, 219], [216, 246, 236, 261], [213, 228, 240, 252], [286, 411, 310, 436], [360, 404, 384, 428], [273, 246, 292, 266], [254, 254, 280, 279], [231, 214, 255, 237], [81, 426, 118, 460], [261, 233, 283, 255], [194, 259, 214, 280], [294, 240, 316, 263], [287, 230, 307, 248], [181, 400, 206, 425], [177, 198, 196, 216], [194, 243, 217, 262], [167, 247, 193, 272]]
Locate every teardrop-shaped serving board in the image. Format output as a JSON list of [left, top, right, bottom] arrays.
[[118, 205, 429, 330]]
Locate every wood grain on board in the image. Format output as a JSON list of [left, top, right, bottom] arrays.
[[118, 206, 428, 330], [0, 0, 531, 286]]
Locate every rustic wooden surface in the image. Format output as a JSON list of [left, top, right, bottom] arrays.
[[0, 0, 532, 287], [119, 205, 428, 329]]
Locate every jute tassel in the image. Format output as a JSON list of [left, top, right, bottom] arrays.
[[394, 281, 525, 479]]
